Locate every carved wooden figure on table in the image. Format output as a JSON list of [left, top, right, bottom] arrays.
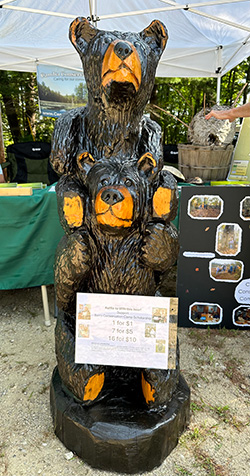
[[50, 16, 190, 474]]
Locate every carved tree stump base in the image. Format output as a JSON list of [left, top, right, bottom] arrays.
[[50, 366, 190, 474]]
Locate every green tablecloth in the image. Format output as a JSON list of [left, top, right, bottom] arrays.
[[0, 185, 64, 289]]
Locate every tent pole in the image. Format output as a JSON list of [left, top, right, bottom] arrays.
[[89, 0, 98, 26], [216, 76, 221, 104], [3, 0, 250, 34]]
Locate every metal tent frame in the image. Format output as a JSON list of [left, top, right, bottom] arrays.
[[0, 0, 250, 101]]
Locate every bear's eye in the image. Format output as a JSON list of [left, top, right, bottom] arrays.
[[104, 36, 113, 45], [101, 178, 109, 186], [124, 178, 132, 187]]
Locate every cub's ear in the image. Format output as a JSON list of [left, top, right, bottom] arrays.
[[137, 152, 158, 181], [140, 20, 168, 52], [77, 151, 96, 175], [69, 17, 99, 54]]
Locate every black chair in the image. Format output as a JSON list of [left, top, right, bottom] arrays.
[[6, 141, 59, 184], [163, 144, 178, 165]]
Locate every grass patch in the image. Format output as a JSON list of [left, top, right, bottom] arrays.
[[190, 400, 205, 414], [194, 448, 229, 476], [207, 402, 246, 430], [213, 405, 231, 423], [224, 359, 250, 394], [175, 465, 192, 475], [0, 441, 6, 457], [188, 327, 240, 350]]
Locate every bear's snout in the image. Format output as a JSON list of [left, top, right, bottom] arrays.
[[114, 41, 133, 61], [95, 184, 134, 228], [101, 188, 124, 206], [102, 39, 141, 92]]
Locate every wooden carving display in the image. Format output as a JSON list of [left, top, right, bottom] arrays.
[[50, 17, 190, 474]]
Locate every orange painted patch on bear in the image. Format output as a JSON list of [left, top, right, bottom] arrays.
[[141, 372, 155, 404], [158, 21, 168, 49], [63, 195, 83, 227], [153, 187, 172, 217], [83, 373, 105, 402], [102, 40, 141, 91], [95, 186, 133, 228], [69, 18, 81, 46]]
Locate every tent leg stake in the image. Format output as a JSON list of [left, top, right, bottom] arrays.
[[41, 285, 51, 326]]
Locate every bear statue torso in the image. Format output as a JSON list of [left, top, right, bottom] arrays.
[[50, 106, 162, 175], [85, 227, 155, 296]]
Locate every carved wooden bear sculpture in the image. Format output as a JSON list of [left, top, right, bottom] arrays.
[[54, 151, 179, 408], [50, 16, 168, 175], [50, 18, 190, 469]]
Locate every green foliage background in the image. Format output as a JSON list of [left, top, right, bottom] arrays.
[[0, 70, 55, 147], [148, 57, 250, 144], [38, 80, 87, 104], [0, 57, 249, 149]]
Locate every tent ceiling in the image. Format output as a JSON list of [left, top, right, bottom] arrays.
[[0, 0, 250, 78]]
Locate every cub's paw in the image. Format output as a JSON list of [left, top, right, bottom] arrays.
[[141, 222, 179, 272], [152, 170, 178, 222]]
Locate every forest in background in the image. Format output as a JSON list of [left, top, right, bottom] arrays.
[[37, 80, 88, 107], [0, 57, 249, 151]]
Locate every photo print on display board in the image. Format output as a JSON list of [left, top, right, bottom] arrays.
[[189, 302, 222, 325], [177, 186, 250, 329], [233, 305, 250, 326], [209, 259, 244, 283], [187, 195, 223, 220], [215, 223, 242, 256], [240, 196, 250, 220]]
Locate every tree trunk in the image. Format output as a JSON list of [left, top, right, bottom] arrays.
[[243, 57, 250, 104], [25, 74, 37, 139], [0, 104, 5, 163], [0, 71, 22, 142], [0, 104, 7, 180]]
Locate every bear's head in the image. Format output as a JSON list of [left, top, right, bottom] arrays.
[[76, 150, 159, 231], [69, 17, 167, 111]]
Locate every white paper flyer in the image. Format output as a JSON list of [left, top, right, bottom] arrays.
[[75, 293, 178, 370]]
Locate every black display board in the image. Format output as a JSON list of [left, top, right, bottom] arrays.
[[177, 186, 250, 329]]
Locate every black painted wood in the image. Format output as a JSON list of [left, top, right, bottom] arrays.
[[50, 16, 190, 472], [51, 367, 190, 474]]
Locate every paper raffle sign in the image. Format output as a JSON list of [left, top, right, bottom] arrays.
[[75, 294, 178, 370]]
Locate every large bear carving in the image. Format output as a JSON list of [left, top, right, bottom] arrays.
[[54, 151, 180, 408], [50, 18, 190, 469]]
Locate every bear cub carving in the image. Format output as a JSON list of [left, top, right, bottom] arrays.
[[54, 151, 180, 409]]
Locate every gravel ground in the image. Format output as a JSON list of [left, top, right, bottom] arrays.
[[1, 285, 250, 476]]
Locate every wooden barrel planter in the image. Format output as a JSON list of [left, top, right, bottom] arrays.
[[178, 144, 234, 181]]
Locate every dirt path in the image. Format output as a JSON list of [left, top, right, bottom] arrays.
[[0, 285, 250, 476]]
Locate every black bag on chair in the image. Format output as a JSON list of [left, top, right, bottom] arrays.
[[6, 141, 59, 184]]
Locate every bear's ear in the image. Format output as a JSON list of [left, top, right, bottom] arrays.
[[77, 151, 96, 175], [69, 17, 99, 54], [139, 20, 168, 52], [137, 152, 158, 180]]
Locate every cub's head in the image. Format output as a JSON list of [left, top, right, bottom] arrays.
[[77, 151, 159, 231], [69, 17, 167, 107]]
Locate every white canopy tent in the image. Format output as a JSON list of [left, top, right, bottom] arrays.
[[0, 0, 250, 101]]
